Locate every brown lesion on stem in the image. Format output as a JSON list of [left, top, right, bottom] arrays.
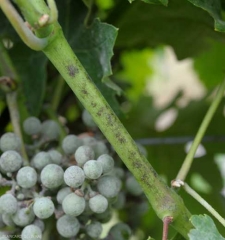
[[162, 216, 173, 240], [0, 76, 17, 92]]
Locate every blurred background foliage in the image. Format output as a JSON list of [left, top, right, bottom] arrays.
[[1, 0, 225, 239]]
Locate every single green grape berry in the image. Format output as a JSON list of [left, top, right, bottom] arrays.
[[112, 192, 126, 210], [41, 120, 60, 140], [74, 145, 95, 167], [62, 135, 82, 155], [0, 132, 21, 152], [16, 166, 37, 188], [40, 164, 64, 189], [108, 223, 131, 240], [62, 193, 85, 217], [23, 117, 42, 135], [86, 221, 102, 238], [56, 215, 80, 238], [21, 224, 42, 240], [12, 207, 35, 227], [2, 213, 15, 227], [0, 214, 5, 228], [125, 175, 143, 196], [33, 197, 55, 219], [0, 150, 22, 173], [82, 136, 96, 147], [56, 187, 72, 204], [64, 166, 85, 188], [48, 149, 62, 165], [82, 109, 97, 128], [33, 218, 45, 232], [32, 151, 51, 171], [83, 160, 102, 179], [93, 141, 109, 158], [95, 208, 112, 223], [97, 175, 122, 198], [89, 194, 108, 213], [0, 193, 18, 215], [97, 154, 114, 174]]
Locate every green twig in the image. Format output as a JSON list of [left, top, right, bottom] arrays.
[[6, 91, 28, 163], [183, 183, 225, 227], [176, 80, 225, 181]]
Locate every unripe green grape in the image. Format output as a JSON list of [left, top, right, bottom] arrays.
[[113, 167, 125, 179], [12, 207, 35, 227], [32, 151, 51, 171], [23, 117, 42, 135], [75, 145, 95, 167], [62, 193, 85, 217], [97, 175, 122, 198], [0, 132, 21, 152], [48, 149, 62, 165], [83, 160, 102, 179], [97, 154, 114, 174], [2, 213, 15, 227], [108, 223, 131, 240], [93, 141, 109, 158], [0, 214, 5, 228], [40, 164, 64, 189], [112, 192, 126, 210], [0, 193, 18, 215], [0, 150, 22, 173], [0, 232, 9, 240], [125, 175, 143, 196], [95, 208, 112, 223], [89, 194, 108, 213], [41, 120, 60, 140], [33, 197, 55, 219], [82, 109, 97, 128], [16, 166, 37, 189], [82, 136, 96, 146], [64, 166, 85, 188], [57, 215, 80, 238], [86, 221, 102, 238], [57, 187, 72, 204], [33, 219, 45, 232], [62, 135, 82, 155], [21, 224, 42, 240]]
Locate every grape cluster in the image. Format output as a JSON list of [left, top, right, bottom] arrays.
[[0, 115, 146, 240]]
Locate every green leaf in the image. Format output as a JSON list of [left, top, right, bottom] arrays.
[[188, 215, 225, 240], [8, 43, 47, 116], [187, 0, 225, 32], [194, 42, 225, 89], [110, 0, 225, 59]]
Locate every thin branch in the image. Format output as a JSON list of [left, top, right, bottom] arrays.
[[176, 80, 225, 181], [183, 183, 225, 227], [0, 0, 48, 50], [162, 216, 173, 240]]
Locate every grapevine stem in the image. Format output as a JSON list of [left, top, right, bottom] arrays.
[[183, 183, 225, 227], [176, 80, 225, 181], [6, 91, 29, 163]]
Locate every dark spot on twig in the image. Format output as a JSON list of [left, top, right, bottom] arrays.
[[67, 65, 78, 77], [91, 102, 97, 108], [97, 107, 104, 117]]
